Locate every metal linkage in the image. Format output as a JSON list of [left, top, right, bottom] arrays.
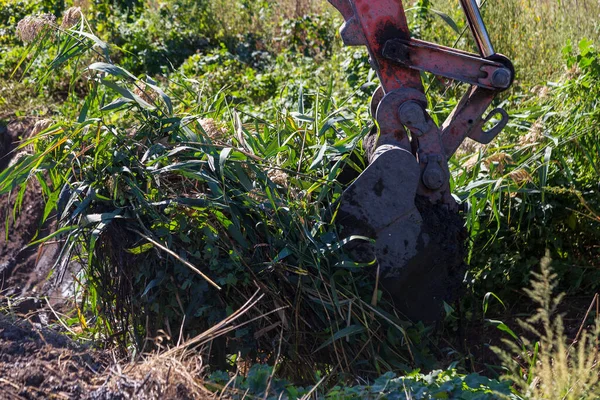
[[382, 38, 512, 90], [328, 0, 514, 191]]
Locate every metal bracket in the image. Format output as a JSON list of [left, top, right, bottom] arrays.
[[441, 87, 495, 157], [468, 108, 510, 144], [382, 38, 513, 90]]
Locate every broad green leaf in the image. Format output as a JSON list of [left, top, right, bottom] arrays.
[[430, 9, 461, 35], [89, 62, 134, 79]]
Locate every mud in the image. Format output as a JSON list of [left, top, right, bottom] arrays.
[[383, 195, 467, 323]]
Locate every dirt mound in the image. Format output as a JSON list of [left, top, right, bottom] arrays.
[[0, 119, 209, 398], [0, 118, 101, 398], [0, 313, 209, 399], [0, 314, 109, 399]]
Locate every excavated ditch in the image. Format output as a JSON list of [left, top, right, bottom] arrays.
[[0, 118, 49, 298], [0, 117, 207, 400]]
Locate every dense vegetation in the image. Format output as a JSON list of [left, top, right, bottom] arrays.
[[0, 0, 599, 398]]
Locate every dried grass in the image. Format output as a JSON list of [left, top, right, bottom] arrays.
[[493, 252, 600, 399]]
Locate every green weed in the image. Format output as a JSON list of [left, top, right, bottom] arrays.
[[1, 0, 599, 393]]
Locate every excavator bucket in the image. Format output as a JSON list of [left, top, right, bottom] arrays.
[[337, 144, 467, 323]]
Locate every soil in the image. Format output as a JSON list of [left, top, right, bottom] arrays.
[[1, 120, 39, 291], [0, 117, 106, 399], [0, 313, 108, 399], [0, 118, 64, 301], [0, 313, 208, 399]]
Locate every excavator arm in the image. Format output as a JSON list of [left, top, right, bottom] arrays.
[[330, 0, 514, 322]]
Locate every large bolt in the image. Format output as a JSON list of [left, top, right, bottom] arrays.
[[491, 68, 512, 89], [423, 166, 444, 190]]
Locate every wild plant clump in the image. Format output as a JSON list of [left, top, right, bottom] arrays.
[[2, 0, 600, 393], [493, 251, 600, 399]]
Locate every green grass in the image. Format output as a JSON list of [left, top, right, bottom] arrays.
[[0, 0, 599, 397], [1, 14, 424, 380]]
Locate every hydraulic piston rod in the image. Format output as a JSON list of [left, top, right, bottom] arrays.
[[459, 0, 495, 57]]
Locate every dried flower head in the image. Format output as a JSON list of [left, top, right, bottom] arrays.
[[31, 119, 53, 136], [61, 7, 82, 29], [199, 118, 227, 141], [461, 153, 479, 170], [531, 85, 551, 100], [133, 83, 159, 104], [247, 188, 265, 202], [455, 138, 486, 159], [16, 14, 56, 43], [520, 120, 544, 146], [484, 152, 513, 174], [268, 169, 289, 187], [508, 168, 533, 185]]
